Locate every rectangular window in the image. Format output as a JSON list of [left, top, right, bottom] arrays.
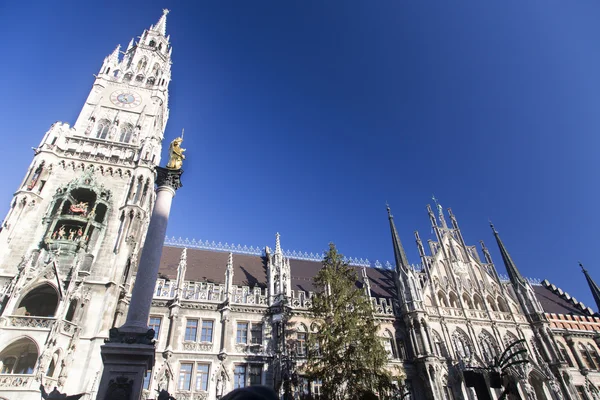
[[234, 365, 247, 389], [143, 370, 152, 390], [148, 317, 162, 340], [178, 363, 193, 390], [185, 319, 198, 342], [251, 323, 263, 345], [312, 380, 323, 398], [201, 320, 214, 342], [297, 332, 307, 356], [249, 364, 262, 386], [236, 322, 248, 344], [195, 364, 210, 392]]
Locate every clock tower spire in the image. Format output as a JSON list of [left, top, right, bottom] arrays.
[[0, 12, 175, 397]]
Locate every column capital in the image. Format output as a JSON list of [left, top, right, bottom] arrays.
[[156, 167, 183, 191]]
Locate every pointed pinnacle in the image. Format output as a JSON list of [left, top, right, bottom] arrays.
[[275, 232, 282, 254]]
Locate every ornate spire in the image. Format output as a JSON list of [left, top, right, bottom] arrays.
[[151, 9, 169, 36], [126, 38, 134, 53], [387, 204, 410, 272], [108, 45, 120, 63], [227, 252, 233, 272], [361, 267, 372, 298], [275, 232, 282, 255], [580, 262, 600, 312], [490, 222, 526, 285]]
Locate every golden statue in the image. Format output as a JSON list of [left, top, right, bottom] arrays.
[[166, 130, 186, 170]]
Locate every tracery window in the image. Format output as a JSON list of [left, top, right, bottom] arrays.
[[0, 338, 38, 375], [588, 344, 600, 370], [123, 72, 133, 82], [579, 343, 597, 370], [452, 329, 472, 359], [96, 119, 110, 139], [119, 124, 134, 143], [479, 330, 498, 363], [382, 329, 396, 359]]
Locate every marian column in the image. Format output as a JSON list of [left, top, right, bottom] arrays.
[[96, 135, 185, 400]]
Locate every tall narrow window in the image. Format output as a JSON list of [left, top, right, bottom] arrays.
[[236, 322, 248, 344], [119, 124, 133, 143], [149, 317, 162, 340], [580, 344, 597, 370], [296, 332, 307, 356], [201, 320, 214, 342], [234, 365, 246, 389], [96, 119, 110, 139], [558, 343, 574, 367], [312, 380, 323, 398], [249, 365, 262, 386], [588, 344, 600, 370], [185, 320, 198, 342], [195, 364, 210, 391], [251, 323, 262, 345], [178, 363, 192, 390]]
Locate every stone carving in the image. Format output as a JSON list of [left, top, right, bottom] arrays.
[[0, 375, 33, 388], [182, 342, 213, 352], [40, 384, 84, 399], [105, 327, 155, 345], [104, 376, 133, 400], [9, 316, 55, 329], [156, 166, 183, 191]]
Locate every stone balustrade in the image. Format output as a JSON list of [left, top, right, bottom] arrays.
[[7, 316, 56, 329], [0, 374, 34, 389], [182, 342, 214, 352]]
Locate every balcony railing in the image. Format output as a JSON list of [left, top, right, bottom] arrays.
[[0, 374, 34, 389]]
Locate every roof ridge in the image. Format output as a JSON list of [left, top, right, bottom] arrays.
[[541, 279, 595, 316], [164, 236, 397, 270]]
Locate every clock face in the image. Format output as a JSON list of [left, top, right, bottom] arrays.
[[110, 90, 142, 108]]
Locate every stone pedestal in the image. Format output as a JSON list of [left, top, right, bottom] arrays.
[[97, 343, 155, 400], [96, 167, 183, 400]]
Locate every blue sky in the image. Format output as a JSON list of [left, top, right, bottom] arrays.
[[1, 1, 600, 309]]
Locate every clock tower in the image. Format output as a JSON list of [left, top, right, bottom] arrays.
[[0, 10, 173, 399]]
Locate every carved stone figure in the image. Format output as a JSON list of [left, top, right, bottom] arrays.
[[57, 225, 66, 240], [68, 229, 75, 241], [166, 136, 185, 170]]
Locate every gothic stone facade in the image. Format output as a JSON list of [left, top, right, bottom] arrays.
[[1, 10, 600, 400]]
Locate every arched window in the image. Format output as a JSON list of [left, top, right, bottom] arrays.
[[462, 293, 473, 309], [158, 43, 163, 51], [136, 57, 148, 72], [0, 338, 39, 375], [452, 329, 472, 359], [151, 63, 161, 77], [382, 330, 396, 359], [123, 72, 133, 82], [96, 119, 110, 139], [146, 77, 156, 87], [448, 292, 459, 308], [503, 332, 525, 361], [46, 351, 60, 377], [437, 291, 448, 307], [497, 296, 509, 312], [106, 67, 111, 75], [431, 330, 447, 358], [135, 74, 144, 83], [558, 342, 574, 367], [579, 343, 597, 370], [15, 284, 59, 317], [113, 69, 120, 78], [149, 40, 156, 47], [27, 162, 44, 190], [479, 330, 498, 363], [473, 294, 485, 310], [119, 124, 134, 143]]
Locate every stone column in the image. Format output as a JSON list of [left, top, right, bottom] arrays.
[[95, 167, 183, 400]]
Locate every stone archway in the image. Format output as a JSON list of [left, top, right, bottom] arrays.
[[15, 283, 59, 317]]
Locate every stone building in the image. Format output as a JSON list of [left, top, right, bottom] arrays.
[[1, 10, 600, 400]]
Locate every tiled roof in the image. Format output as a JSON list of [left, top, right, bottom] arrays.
[[534, 280, 596, 317], [158, 246, 397, 298]]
